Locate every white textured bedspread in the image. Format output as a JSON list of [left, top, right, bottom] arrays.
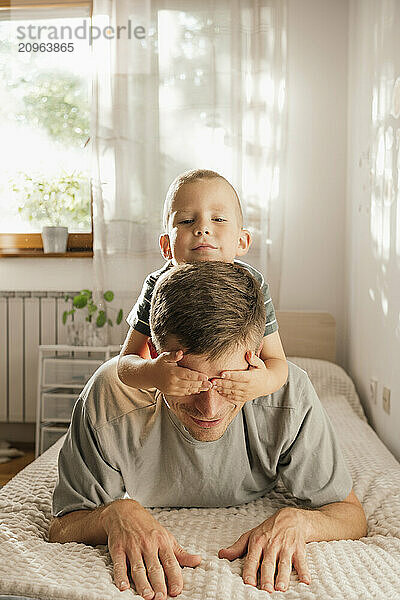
[[1, 358, 400, 600]]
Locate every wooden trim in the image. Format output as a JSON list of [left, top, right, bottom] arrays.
[[0, 232, 92, 250], [276, 311, 336, 363], [0, 249, 92, 257], [0, 1, 92, 9], [0, 232, 93, 256]]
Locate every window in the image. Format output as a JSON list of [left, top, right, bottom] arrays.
[[0, 0, 93, 256]]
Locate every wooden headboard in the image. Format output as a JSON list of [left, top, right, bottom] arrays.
[[276, 311, 336, 362]]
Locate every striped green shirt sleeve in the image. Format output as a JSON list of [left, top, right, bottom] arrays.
[[234, 260, 278, 337]]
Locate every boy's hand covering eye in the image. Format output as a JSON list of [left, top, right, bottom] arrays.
[[152, 350, 212, 396], [210, 351, 270, 402]]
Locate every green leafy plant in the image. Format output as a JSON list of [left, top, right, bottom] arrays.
[[62, 289, 123, 328], [12, 170, 90, 228]]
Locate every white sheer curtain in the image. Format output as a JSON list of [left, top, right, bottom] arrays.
[[350, 0, 400, 263], [92, 0, 288, 309]]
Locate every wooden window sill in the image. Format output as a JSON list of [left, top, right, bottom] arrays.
[[0, 249, 93, 257], [0, 233, 93, 256]]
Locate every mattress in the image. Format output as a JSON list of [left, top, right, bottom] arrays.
[[0, 357, 399, 600]]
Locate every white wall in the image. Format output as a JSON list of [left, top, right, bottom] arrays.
[[280, 0, 349, 364], [345, 0, 400, 460], [0, 257, 93, 291]]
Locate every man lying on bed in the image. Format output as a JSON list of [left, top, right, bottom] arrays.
[[49, 261, 367, 598]]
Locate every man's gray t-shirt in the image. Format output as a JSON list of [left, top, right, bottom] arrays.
[[52, 358, 352, 517]]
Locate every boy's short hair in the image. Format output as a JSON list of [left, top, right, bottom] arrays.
[[163, 169, 243, 231], [150, 261, 265, 360]]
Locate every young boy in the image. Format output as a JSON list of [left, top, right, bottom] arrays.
[[117, 169, 288, 401]]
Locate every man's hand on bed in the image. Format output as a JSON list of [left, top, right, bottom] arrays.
[[218, 507, 310, 593], [101, 498, 202, 599]]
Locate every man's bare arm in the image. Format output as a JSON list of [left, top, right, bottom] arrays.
[[49, 505, 108, 545], [49, 499, 201, 600], [302, 488, 367, 542]]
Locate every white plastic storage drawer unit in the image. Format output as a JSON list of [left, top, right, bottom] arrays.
[[42, 358, 103, 388], [40, 426, 69, 454], [36, 345, 120, 457], [42, 390, 78, 422]]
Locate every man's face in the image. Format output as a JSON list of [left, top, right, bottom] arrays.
[[159, 178, 250, 264], [164, 347, 249, 442]]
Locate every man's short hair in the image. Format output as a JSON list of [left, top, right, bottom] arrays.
[[163, 169, 243, 231], [150, 261, 265, 360]]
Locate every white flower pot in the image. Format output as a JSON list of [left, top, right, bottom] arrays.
[[41, 226, 68, 254]]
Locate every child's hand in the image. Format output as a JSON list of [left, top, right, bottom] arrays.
[[211, 351, 270, 403], [151, 350, 212, 396]]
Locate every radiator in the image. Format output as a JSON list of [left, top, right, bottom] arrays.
[[0, 291, 131, 424]]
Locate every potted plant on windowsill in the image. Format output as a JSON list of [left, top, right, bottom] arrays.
[[63, 289, 123, 346], [12, 171, 90, 253]]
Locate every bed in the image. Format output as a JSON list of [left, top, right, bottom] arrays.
[[1, 312, 400, 600]]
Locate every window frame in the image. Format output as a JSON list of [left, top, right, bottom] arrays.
[[0, 1, 92, 11], [0, 0, 93, 258]]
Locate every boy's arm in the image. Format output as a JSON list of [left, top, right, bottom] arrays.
[[117, 328, 153, 388], [117, 328, 211, 395], [259, 330, 288, 393]]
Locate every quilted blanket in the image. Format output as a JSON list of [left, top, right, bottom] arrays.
[[1, 358, 399, 600]]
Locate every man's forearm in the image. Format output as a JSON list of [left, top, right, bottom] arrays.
[[49, 506, 108, 545], [301, 498, 367, 543]]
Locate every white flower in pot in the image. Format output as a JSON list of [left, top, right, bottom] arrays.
[[12, 171, 90, 253]]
